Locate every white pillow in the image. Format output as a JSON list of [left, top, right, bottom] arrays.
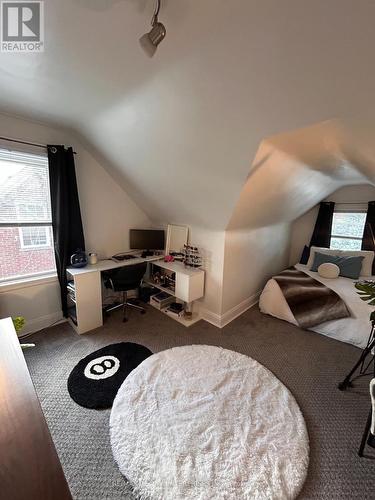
[[307, 245, 374, 277], [318, 263, 340, 279]]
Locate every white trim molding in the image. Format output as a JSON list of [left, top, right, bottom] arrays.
[[220, 292, 261, 327], [18, 311, 65, 337], [200, 309, 222, 328], [201, 291, 261, 328], [0, 273, 58, 292]]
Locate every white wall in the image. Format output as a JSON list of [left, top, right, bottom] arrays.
[[189, 226, 225, 321], [0, 279, 62, 335], [193, 220, 291, 326], [289, 184, 375, 265], [0, 113, 150, 334], [222, 224, 291, 316], [74, 138, 151, 260]]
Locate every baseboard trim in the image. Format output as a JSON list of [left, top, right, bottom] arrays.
[[19, 311, 65, 337], [200, 309, 222, 328], [220, 291, 261, 327], [201, 291, 261, 329]]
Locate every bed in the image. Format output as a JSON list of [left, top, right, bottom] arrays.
[[259, 260, 375, 350]]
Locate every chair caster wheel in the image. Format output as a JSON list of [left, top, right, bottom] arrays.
[[338, 380, 353, 391]]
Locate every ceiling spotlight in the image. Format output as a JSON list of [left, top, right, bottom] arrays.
[[140, 0, 166, 57]]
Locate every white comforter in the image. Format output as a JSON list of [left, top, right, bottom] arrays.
[[259, 264, 375, 349]]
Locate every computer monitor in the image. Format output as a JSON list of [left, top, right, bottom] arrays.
[[129, 229, 165, 256]]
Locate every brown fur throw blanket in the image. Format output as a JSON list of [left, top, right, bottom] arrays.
[[273, 267, 350, 328]]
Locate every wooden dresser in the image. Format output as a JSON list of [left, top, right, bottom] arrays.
[[0, 317, 72, 500]]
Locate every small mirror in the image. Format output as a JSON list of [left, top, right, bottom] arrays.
[[166, 224, 188, 255]]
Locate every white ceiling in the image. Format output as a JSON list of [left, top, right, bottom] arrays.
[[1, 1, 375, 229]]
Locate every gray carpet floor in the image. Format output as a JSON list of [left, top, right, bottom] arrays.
[[25, 305, 375, 499]]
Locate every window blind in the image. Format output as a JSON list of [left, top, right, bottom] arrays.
[[0, 148, 51, 224]]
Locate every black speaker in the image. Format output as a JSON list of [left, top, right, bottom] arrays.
[[70, 249, 87, 268]]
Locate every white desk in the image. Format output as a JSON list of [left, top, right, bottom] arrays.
[[66, 255, 162, 334], [67, 255, 163, 276], [66, 257, 204, 333]]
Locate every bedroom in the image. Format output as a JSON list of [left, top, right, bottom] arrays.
[[1, 1, 375, 499]]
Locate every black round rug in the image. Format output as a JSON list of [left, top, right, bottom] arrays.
[[67, 342, 153, 409]]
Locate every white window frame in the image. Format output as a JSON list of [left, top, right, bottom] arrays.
[[0, 146, 57, 284], [19, 225, 52, 249], [329, 209, 367, 250]]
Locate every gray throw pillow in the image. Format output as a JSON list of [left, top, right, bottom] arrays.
[[311, 252, 364, 279]]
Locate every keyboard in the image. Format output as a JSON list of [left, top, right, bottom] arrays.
[[111, 254, 136, 261]]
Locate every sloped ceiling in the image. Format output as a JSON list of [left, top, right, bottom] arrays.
[[227, 120, 373, 230], [1, 1, 375, 229]]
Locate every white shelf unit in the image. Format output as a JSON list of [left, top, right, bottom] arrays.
[[145, 260, 205, 327], [148, 301, 201, 326]]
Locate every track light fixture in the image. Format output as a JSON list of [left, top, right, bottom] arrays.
[[139, 0, 166, 57]]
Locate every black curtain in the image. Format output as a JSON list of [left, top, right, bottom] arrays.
[[362, 201, 375, 274], [48, 146, 85, 317], [300, 202, 335, 264]]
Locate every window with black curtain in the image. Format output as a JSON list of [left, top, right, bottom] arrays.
[[329, 211, 367, 250]]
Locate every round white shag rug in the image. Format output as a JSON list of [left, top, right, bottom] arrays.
[[110, 345, 309, 500]]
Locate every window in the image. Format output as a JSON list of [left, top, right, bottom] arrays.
[[0, 148, 56, 282], [330, 211, 366, 251], [19, 226, 52, 248]]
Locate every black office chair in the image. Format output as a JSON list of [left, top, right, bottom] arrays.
[[103, 262, 147, 322]]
